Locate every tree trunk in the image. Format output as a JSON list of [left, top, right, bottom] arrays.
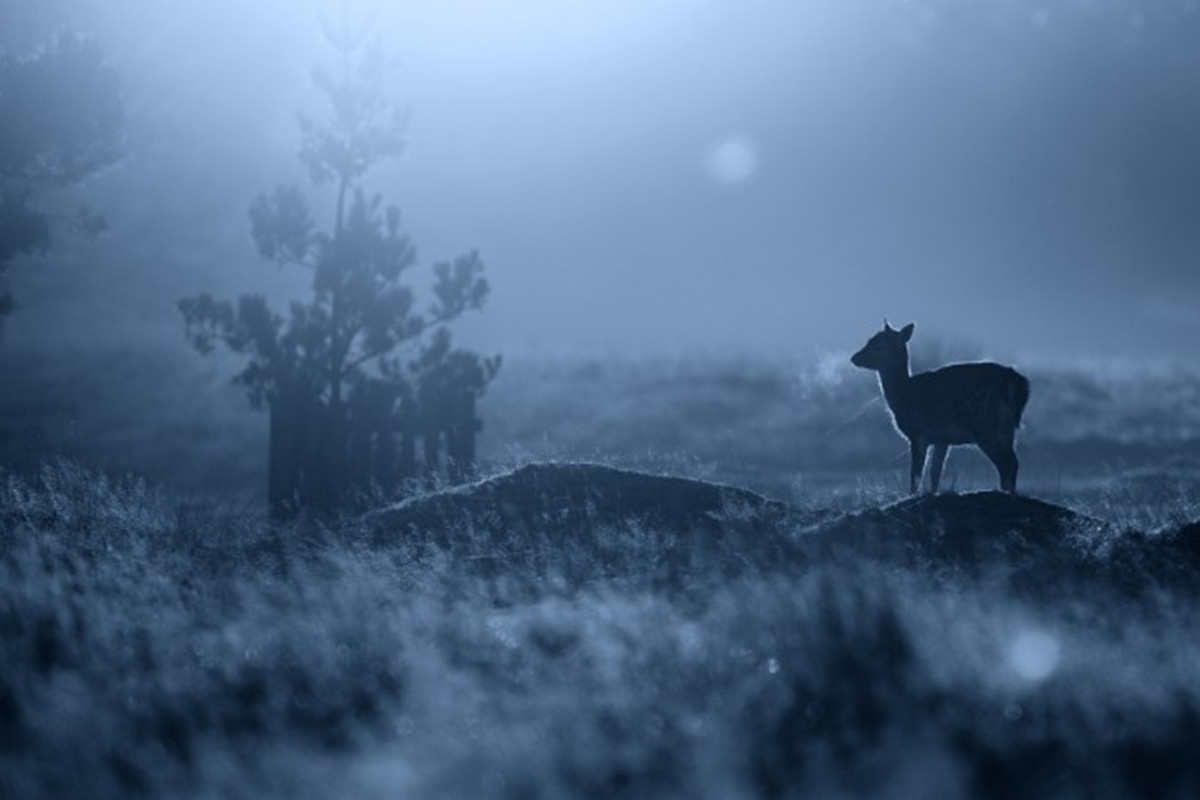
[[268, 389, 302, 521]]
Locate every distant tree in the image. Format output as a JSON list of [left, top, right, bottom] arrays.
[[0, 32, 122, 324], [179, 11, 499, 516]]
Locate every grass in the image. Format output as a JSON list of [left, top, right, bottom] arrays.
[[3, 346, 1200, 796], [3, 459, 1200, 797]]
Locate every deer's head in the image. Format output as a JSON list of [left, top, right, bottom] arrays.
[[851, 321, 914, 371]]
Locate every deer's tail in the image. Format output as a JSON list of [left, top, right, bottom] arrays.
[[1008, 370, 1030, 428]]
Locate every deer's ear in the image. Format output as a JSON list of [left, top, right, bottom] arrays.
[[899, 323, 914, 342], [883, 319, 894, 332]]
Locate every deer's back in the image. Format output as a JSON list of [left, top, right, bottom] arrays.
[[898, 362, 1028, 444]]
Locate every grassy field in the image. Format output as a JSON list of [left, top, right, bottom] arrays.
[[4, 342, 1200, 510], [2, 346, 1200, 797]]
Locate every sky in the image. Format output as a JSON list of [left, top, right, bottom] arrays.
[[5, 0, 1200, 362]]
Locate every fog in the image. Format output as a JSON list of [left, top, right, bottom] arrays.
[[9, 6, 1200, 794], [5, 0, 1200, 360]]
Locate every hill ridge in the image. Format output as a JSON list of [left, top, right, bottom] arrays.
[[364, 461, 1122, 545]]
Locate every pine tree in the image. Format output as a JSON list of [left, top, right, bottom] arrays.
[[0, 32, 122, 324], [180, 10, 498, 516]]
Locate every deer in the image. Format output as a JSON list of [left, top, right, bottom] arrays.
[[850, 322, 1030, 494]]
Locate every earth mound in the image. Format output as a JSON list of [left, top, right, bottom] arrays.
[[362, 461, 1200, 588], [363, 462, 813, 547], [799, 491, 1112, 560]]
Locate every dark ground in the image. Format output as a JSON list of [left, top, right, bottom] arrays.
[[2, 346, 1200, 797]]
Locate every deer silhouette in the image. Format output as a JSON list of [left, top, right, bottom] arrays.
[[851, 322, 1030, 494]]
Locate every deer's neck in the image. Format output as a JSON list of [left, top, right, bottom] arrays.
[[877, 358, 911, 413]]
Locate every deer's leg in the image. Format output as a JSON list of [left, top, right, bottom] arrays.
[[1001, 438, 1019, 493], [929, 444, 949, 494], [996, 446, 1018, 493], [998, 426, 1020, 493], [979, 439, 1019, 494], [909, 439, 928, 495]]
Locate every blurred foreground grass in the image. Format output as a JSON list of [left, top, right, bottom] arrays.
[[2, 462, 1200, 797]]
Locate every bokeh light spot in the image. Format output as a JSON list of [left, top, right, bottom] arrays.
[[706, 137, 759, 185], [1007, 629, 1060, 683]]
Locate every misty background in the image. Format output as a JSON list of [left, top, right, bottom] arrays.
[[3, 0, 1199, 364], [10, 5, 1200, 796]]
